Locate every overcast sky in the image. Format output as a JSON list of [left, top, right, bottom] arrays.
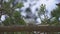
[[1, 0, 60, 24], [21, 0, 59, 24], [22, 0, 58, 16]]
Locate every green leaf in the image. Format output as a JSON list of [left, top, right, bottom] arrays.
[[15, 3, 24, 8]]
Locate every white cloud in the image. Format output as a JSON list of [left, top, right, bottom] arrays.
[[1, 15, 6, 21], [22, 0, 58, 24], [36, 18, 41, 24], [37, 0, 57, 11]]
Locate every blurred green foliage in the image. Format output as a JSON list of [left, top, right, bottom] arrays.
[[51, 6, 60, 26], [1, 0, 25, 26]]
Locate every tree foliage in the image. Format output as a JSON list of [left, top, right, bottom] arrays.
[[51, 5, 60, 26], [0, 0, 25, 26], [38, 4, 49, 25], [38, 4, 60, 26]]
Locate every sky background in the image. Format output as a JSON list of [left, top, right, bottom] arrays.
[[21, 0, 60, 24], [21, 0, 59, 17], [1, 0, 60, 24]]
